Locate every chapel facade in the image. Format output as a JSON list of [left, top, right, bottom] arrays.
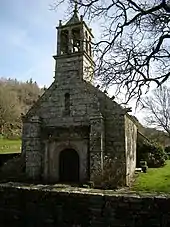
[[21, 6, 137, 187]]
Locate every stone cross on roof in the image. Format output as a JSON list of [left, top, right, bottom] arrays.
[[74, 0, 78, 14], [66, 0, 80, 25]]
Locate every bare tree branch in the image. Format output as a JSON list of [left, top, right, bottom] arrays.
[[143, 86, 170, 136], [53, 0, 170, 103]]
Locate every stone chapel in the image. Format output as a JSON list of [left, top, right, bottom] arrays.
[[21, 5, 137, 187]]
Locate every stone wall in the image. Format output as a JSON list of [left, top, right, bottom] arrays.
[[92, 86, 128, 187], [0, 183, 170, 226], [22, 116, 42, 180], [103, 113, 126, 186]]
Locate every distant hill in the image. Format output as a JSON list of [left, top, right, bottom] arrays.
[[141, 127, 170, 147], [131, 115, 170, 147], [0, 77, 44, 138]]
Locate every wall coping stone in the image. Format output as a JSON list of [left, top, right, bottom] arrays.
[[0, 182, 169, 199]]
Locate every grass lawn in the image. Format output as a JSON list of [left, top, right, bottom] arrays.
[[132, 160, 170, 193], [0, 139, 21, 154]]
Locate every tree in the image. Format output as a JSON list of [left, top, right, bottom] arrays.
[[53, 0, 170, 102], [0, 86, 21, 135], [0, 78, 44, 137], [137, 135, 167, 168], [142, 127, 170, 147], [143, 86, 170, 137]]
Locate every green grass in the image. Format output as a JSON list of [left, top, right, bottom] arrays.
[[132, 160, 170, 193], [0, 139, 21, 154]]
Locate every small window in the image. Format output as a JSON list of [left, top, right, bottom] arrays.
[[65, 93, 70, 115]]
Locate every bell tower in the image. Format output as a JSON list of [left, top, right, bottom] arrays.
[[53, 3, 95, 83]]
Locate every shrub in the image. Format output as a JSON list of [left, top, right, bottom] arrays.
[[0, 155, 25, 182], [137, 140, 167, 168], [165, 146, 170, 159], [92, 156, 125, 189]]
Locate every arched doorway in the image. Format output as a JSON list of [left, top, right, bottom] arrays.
[[59, 149, 79, 183]]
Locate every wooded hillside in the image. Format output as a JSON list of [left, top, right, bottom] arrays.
[[0, 78, 44, 138], [132, 116, 170, 147]]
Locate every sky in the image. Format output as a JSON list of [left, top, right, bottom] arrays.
[[0, 0, 62, 87], [0, 0, 145, 123]]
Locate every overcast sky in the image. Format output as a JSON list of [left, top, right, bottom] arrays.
[[0, 0, 145, 123]]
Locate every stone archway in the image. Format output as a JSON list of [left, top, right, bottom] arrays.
[[59, 149, 79, 183]]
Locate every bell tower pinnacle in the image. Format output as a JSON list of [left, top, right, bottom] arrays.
[[74, 0, 78, 14], [53, 3, 95, 83]]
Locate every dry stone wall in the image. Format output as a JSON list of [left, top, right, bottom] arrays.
[[0, 183, 169, 227]]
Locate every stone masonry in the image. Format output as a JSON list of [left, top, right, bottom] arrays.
[[21, 5, 137, 187], [0, 183, 170, 227]]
